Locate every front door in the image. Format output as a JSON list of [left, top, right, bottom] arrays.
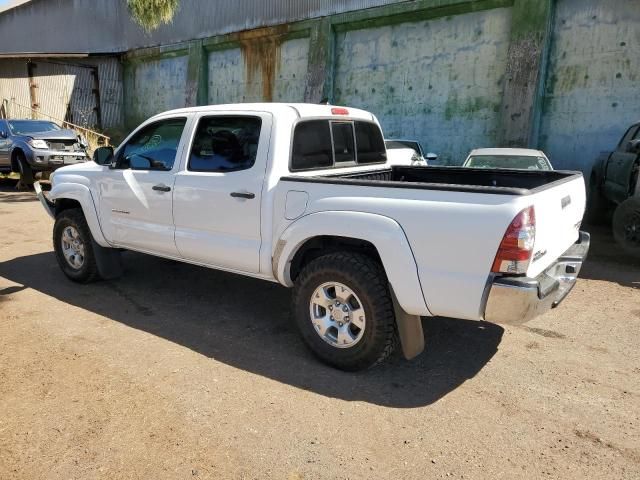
[[173, 112, 271, 274], [97, 116, 189, 257]]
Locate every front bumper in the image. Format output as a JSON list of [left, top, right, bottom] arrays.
[[484, 231, 590, 325], [27, 149, 88, 170], [34, 181, 56, 219]]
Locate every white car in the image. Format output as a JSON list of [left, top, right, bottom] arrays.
[[463, 148, 553, 170], [384, 139, 437, 166], [36, 103, 588, 371]]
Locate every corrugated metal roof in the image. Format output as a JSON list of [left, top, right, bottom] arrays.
[[0, 0, 412, 55]]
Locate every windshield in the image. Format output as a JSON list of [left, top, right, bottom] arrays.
[[8, 120, 61, 135], [465, 155, 551, 170]]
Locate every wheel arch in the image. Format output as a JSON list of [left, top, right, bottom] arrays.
[[50, 182, 110, 247], [274, 211, 430, 317]]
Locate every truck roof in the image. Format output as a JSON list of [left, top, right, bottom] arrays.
[[152, 103, 376, 122]]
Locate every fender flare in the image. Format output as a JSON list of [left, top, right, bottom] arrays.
[[274, 210, 430, 317], [50, 181, 110, 247]]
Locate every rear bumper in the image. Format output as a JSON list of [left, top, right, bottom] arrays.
[[484, 231, 590, 325]]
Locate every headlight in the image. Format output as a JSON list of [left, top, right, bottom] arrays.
[[29, 139, 49, 149]]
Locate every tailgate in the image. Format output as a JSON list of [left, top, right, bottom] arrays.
[[526, 175, 586, 278]]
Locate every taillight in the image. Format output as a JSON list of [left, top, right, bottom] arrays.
[[492, 206, 536, 275], [331, 107, 349, 115]]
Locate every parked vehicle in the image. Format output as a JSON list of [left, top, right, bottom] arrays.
[[0, 119, 88, 185], [587, 122, 640, 257], [463, 148, 553, 170], [35, 103, 589, 371], [385, 139, 437, 166]]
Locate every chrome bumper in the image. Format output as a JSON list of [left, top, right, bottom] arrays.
[[484, 231, 590, 325], [34, 181, 55, 220]]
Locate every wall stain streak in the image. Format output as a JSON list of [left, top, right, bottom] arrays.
[[237, 26, 290, 101]]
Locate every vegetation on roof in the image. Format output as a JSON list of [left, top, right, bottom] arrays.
[[127, 0, 180, 32]]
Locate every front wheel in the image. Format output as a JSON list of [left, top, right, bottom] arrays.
[[53, 209, 101, 283], [612, 197, 640, 258], [16, 152, 34, 186], [291, 252, 398, 371]]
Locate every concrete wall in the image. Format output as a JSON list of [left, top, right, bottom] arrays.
[[540, 0, 640, 172], [208, 37, 310, 104], [334, 8, 512, 164], [124, 55, 189, 125]]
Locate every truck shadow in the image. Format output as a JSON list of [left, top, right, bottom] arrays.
[[0, 251, 503, 408]]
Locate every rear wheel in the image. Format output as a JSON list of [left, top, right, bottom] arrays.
[[612, 197, 640, 258], [291, 252, 397, 371], [53, 209, 101, 283]]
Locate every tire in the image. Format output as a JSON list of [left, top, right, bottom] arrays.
[[612, 197, 640, 258], [53, 208, 101, 283], [291, 252, 398, 371], [16, 152, 34, 186], [585, 173, 610, 225]]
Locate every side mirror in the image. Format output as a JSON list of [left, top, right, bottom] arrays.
[[425, 152, 438, 162], [93, 146, 114, 166], [627, 139, 640, 154], [0, 131, 7, 139]]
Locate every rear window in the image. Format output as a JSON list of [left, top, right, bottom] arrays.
[[291, 120, 386, 171]]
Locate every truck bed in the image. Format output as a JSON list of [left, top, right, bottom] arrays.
[[282, 166, 582, 196]]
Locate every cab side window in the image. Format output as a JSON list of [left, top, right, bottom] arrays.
[[188, 116, 262, 172], [118, 118, 187, 171]]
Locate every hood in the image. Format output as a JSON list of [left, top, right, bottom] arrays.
[[27, 129, 79, 141]]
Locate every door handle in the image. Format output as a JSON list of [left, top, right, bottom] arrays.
[[152, 184, 171, 192], [230, 192, 255, 199]]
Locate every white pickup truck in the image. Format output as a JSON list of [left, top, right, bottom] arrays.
[[35, 103, 590, 371]]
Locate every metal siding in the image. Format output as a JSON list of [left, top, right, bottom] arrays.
[[0, 0, 412, 54], [0, 59, 31, 112]]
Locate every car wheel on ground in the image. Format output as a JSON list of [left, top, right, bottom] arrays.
[[292, 252, 398, 371], [15, 151, 34, 186], [612, 197, 640, 258], [53, 208, 101, 283]]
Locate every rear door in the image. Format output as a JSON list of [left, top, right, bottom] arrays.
[[97, 116, 189, 256], [604, 124, 640, 204], [172, 112, 271, 273]]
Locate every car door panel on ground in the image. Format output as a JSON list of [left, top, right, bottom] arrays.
[[173, 112, 271, 274], [605, 124, 639, 204], [97, 116, 190, 256]]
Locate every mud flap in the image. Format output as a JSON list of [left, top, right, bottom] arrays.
[[390, 287, 425, 360], [91, 238, 123, 280]]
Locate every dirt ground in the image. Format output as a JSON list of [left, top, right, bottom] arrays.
[[0, 179, 638, 480]]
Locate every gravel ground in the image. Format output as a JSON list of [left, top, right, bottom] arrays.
[[0, 180, 639, 480]]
